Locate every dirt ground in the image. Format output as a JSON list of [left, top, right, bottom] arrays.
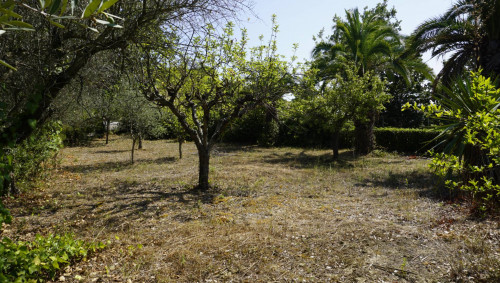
[[4, 136, 500, 282]]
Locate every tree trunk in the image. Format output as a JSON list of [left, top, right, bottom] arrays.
[[105, 119, 111, 145], [258, 104, 278, 147], [197, 148, 210, 191], [138, 134, 143, 149], [131, 137, 136, 164], [178, 138, 184, 159], [354, 111, 376, 155], [332, 131, 340, 159]]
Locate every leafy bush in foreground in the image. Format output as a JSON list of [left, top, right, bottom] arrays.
[[406, 71, 500, 210], [0, 234, 105, 282], [10, 121, 63, 190]]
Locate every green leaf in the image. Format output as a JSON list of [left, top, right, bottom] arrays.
[[94, 19, 122, 28], [28, 265, 38, 274], [48, 0, 62, 15], [43, 0, 53, 9], [52, 261, 60, 269], [82, 0, 101, 18], [34, 256, 41, 266], [1, 1, 15, 9], [49, 20, 65, 28], [0, 59, 16, 71], [97, 0, 119, 13], [59, 0, 68, 16], [5, 20, 35, 29], [0, 7, 22, 19]]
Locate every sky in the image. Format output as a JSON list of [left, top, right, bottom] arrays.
[[241, 0, 455, 74]]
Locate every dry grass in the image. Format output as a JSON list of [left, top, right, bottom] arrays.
[[4, 135, 500, 282]]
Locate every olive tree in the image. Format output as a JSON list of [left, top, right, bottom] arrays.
[[138, 21, 291, 191]]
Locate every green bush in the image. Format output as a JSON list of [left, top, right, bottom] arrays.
[[374, 127, 440, 153], [0, 234, 105, 282], [61, 119, 103, 146], [10, 121, 63, 189], [223, 108, 268, 144], [407, 71, 500, 210]]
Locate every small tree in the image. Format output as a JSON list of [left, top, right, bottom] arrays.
[[138, 21, 291, 190], [117, 83, 164, 163], [294, 64, 388, 158]]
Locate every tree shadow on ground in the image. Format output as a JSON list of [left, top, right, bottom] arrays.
[[355, 169, 457, 200], [146, 156, 177, 165], [93, 149, 130, 154], [25, 180, 221, 230], [91, 181, 217, 228], [262, 150, 357, 169], [212, 143, 259, 156], [62, 156, 177, 173], [62, 160, 134, 174]]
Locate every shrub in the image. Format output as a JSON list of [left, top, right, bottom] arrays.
[[61, 119, 103, 146], [223, 108, 268, 144], [374, 127, 440, 153], [406, 71, 500, 210], [0, 234, 106, 282], [10, 121, 63, 189]]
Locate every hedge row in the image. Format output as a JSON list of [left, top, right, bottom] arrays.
[[374, 127, 440, 153], [277, 127, 440, 154], [224, 116, 441, 154]]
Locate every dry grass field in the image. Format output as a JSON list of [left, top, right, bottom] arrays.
[[4, 136, 500, 282]]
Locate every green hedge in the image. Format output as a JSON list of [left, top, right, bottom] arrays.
[[224, 112, 441, 154], [374, 127, 440, 153]]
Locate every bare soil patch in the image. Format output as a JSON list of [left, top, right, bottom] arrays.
[[4, 136, 500, 282]]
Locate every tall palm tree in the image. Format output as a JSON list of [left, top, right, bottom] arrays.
[[410, 0, 500, 84], [312, 8, 400, 79], [312, 5, 431, 154]]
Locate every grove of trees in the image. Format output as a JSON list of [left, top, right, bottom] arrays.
[[1, 0, 500, 279]]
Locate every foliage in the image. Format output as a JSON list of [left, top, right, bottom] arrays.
[[311, 0, 429, 81], [374, 127, 440, 153], [0, 0, 248, 195], [0, 233, 106, 282], [310, 1, 428, 154], [292, 64, 388, 157], [0, 201, 12, 228], [379, 72, 433, 128], [0, 0, 122, 70], [138, 18, 292, 190], [9, 121, 63, 189], [410, 0, 500, 84], [405, 71, 500, 209], [223, 107, 270, 144]]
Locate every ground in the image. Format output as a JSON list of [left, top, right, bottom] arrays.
[[3, 136, 500, 282]]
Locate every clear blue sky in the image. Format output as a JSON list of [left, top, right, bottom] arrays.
[[242, 0, 454, 74]]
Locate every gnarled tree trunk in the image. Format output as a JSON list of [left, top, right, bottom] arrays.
[[138, 134, 143, 149], [197, 147, 210, 191], [178, 138, 184, 159], [354, 110, 376, 155]]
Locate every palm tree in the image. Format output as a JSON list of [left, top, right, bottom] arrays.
[[410, 0, 500, 84], [312, 8, 400, 78], [312, 5, 430, 154]]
